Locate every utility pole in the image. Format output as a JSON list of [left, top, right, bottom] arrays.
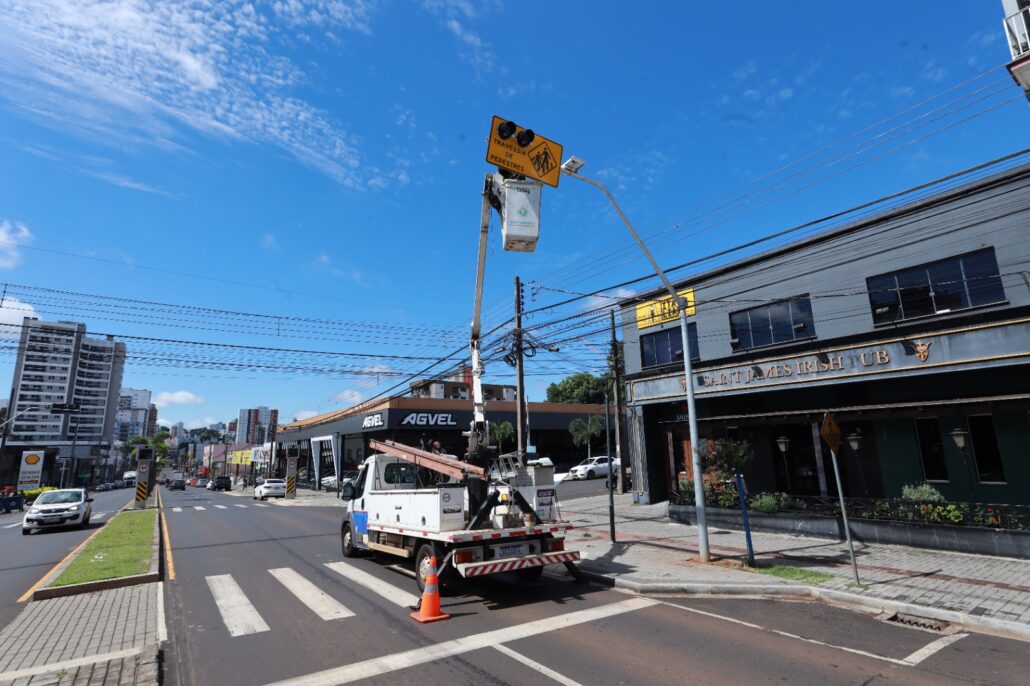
[[609, 311, 626, 495], [514, 275, 527, 454]]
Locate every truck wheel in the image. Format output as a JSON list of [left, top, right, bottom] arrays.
[[414, 543, 436, 594], [516, 566, 544, 581], [341, 523, 358, 558]]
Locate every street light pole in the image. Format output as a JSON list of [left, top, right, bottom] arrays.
[[561, 163, 710, 562]]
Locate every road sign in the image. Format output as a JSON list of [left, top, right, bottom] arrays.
[[820, 412, 842, 453], [486, 116, 563, 187]]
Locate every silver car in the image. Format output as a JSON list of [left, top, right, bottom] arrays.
[[23, 489, 93, 535]]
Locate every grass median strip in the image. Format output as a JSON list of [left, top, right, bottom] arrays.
[[51, 510, 156, 587], [751, 563, 834, 584]]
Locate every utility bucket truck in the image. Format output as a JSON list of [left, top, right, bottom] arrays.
[[339, 439, 580, 592]]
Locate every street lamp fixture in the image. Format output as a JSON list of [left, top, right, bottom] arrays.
[[560, 155, 710, 562], [949, 428, 968, 450], [776, 436, 790, 455], [846, 432, 862, 452]]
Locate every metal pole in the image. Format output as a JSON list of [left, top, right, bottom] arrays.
[[564, 169, 709, 562], [609, 311, 626, 494], [514, 276, 526, 455], [605, 388, 615, 543], [829, 448, 860, 585], [735, 472, 755, 566]]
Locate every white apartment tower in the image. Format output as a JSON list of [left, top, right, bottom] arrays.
[[5, 318, 126, 454], [115, 388, 153, 441]]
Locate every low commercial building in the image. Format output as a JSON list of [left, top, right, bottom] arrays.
[[275, 397, 609, 488], [620, 161, 1030, 507]]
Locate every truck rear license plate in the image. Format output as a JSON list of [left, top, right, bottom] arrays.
[[498, 544, 526, 558]]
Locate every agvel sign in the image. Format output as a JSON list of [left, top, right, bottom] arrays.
[[362, 414, 384, 429], [401, 412, 458, 427]]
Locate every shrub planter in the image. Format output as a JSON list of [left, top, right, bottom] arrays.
[[668, 504, 1030, 559]]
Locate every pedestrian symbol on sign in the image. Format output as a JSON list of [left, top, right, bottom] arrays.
[[528, 141, 557, 178]]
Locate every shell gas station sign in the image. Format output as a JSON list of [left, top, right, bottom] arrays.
[[18, 450, 44, 490]]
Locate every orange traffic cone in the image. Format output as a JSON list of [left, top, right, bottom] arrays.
[[410, 556, 450, 623]]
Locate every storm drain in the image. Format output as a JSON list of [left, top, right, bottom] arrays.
[[880, 611, 954, 634]]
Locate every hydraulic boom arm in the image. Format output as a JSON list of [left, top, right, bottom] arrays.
[[467, 174, 498, 457]]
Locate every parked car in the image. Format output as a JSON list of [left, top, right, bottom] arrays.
[[22, 488, 93, 535], [196, 478, 209, 489], [112, 480, 125, 489], [95, 483, 112, 492], [320, 471, 359, 490], [254, 478, 286, 500], [169, 479, 186, 491], [569, 456, 615, 480], [212, 476, 232, 491]]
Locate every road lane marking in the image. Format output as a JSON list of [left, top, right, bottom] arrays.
[[269, 568, 355, 621], [262, 597, 657, 686], [215, 505, 228, 509], [3, 522, 21, 529], [206, 574, 270, 637], [324, 561, 420, 608], [902, 634, 967, 665], [660, 601, 909, 666], [93, 512, 107, 521], [194, 506, 206, 511], [493, 644, 584, 686], [255, 504, 270, 508], [173, 507, 182, 513], [234, 504, 248, 508]]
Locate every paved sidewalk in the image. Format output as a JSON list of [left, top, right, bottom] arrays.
[[559, 493, 1030, 637], [0, 584, 161, 685]]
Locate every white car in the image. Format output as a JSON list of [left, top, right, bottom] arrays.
[[569, 456, 615, 480], [23, 488, 93, 535], [254, 478, 286, 500]]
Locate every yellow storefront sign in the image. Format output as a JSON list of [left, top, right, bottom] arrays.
[[229, 449, 252, 466], [635, 288, 695, 329]]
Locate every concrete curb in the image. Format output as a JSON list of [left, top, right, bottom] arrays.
[[566, 567, 1030, 641], [33, 508, 162, 601]]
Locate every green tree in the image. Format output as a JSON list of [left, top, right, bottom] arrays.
[[547, 373, 607, 405], [700, 439, 754, 480], [490, 421, 515, 453], [569, 416, 605, 458]]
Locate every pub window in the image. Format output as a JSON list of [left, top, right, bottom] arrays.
[[968, 415, 1006, 483], [866, 248, 1005, 326], [915, 418, 948, 482], [640, 323, 699, 368], [729, 296, 815, 351]]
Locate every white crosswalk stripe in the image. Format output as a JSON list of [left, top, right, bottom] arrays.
[[254, 504, 270, 508], [194, 506, 206, 511], [206, 574, 270, 637], [234, 504, 248, 508], [214, 505, 228, 509], [324, 561, 420, 608], [3, 522, 21, 529], [269, 568, 354, 621], [93, 512, 107, 521], [172, 507, 182, 512]]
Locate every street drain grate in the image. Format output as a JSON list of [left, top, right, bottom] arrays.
[[882, 612, 953, 633]]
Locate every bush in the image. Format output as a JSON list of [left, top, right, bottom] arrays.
[[901, 483, 945, 502], [21, 486, 57, 501], [750, 493, 779, 514]]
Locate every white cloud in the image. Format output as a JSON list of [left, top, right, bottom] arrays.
[[422, 1, 495, 71], [315, 251, 363, 283], [0, 296, 37, 338], [78, 169, 173, 196], [184, 416, 219, 430], [0, 219, 32, 268], [261, 233, 279, 250], [293, 410, 318, 421], [154, 390, 204, 408], [0, 1, 374, 187], [332, 389, 364, 404], [733, 60, 758, 80], [584, 286, 637, 312], [157, 418, 172, 427]]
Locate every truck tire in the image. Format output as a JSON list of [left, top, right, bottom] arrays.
[[341, 523, 358, 558], [414, 542, 437, 594], [516, 565, 544, 581]]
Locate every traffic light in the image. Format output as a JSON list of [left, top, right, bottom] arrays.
[[496, 120, 535, 148], [497, 120, 516, 140], [515, 129, 535, 148]]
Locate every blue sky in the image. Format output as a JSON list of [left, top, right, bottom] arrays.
[[0, 1, 1025, 431]]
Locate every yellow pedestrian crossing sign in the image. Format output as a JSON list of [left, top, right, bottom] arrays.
[[486, 116, 563, 187]]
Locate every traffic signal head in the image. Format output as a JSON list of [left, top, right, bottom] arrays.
[[497, 120, 517, 140], [516, 128, 535, 148]]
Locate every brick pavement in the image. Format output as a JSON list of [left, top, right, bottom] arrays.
[[0, 585, 160, 686], [559, 493, 1030, 631]]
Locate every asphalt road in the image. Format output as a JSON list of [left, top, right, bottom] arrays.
[[0, 488, 132, 627], [158, 484, 1030, 685]]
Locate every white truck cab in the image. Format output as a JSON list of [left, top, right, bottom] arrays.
[[340, 443, 579, 592]]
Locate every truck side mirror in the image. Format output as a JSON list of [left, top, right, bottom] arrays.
[[341, 482, 356, 500]]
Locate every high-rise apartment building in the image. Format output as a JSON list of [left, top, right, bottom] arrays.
[[115, 388, 152, 441], [236, 406, 278, 445], [1, 318, 125, 485]]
